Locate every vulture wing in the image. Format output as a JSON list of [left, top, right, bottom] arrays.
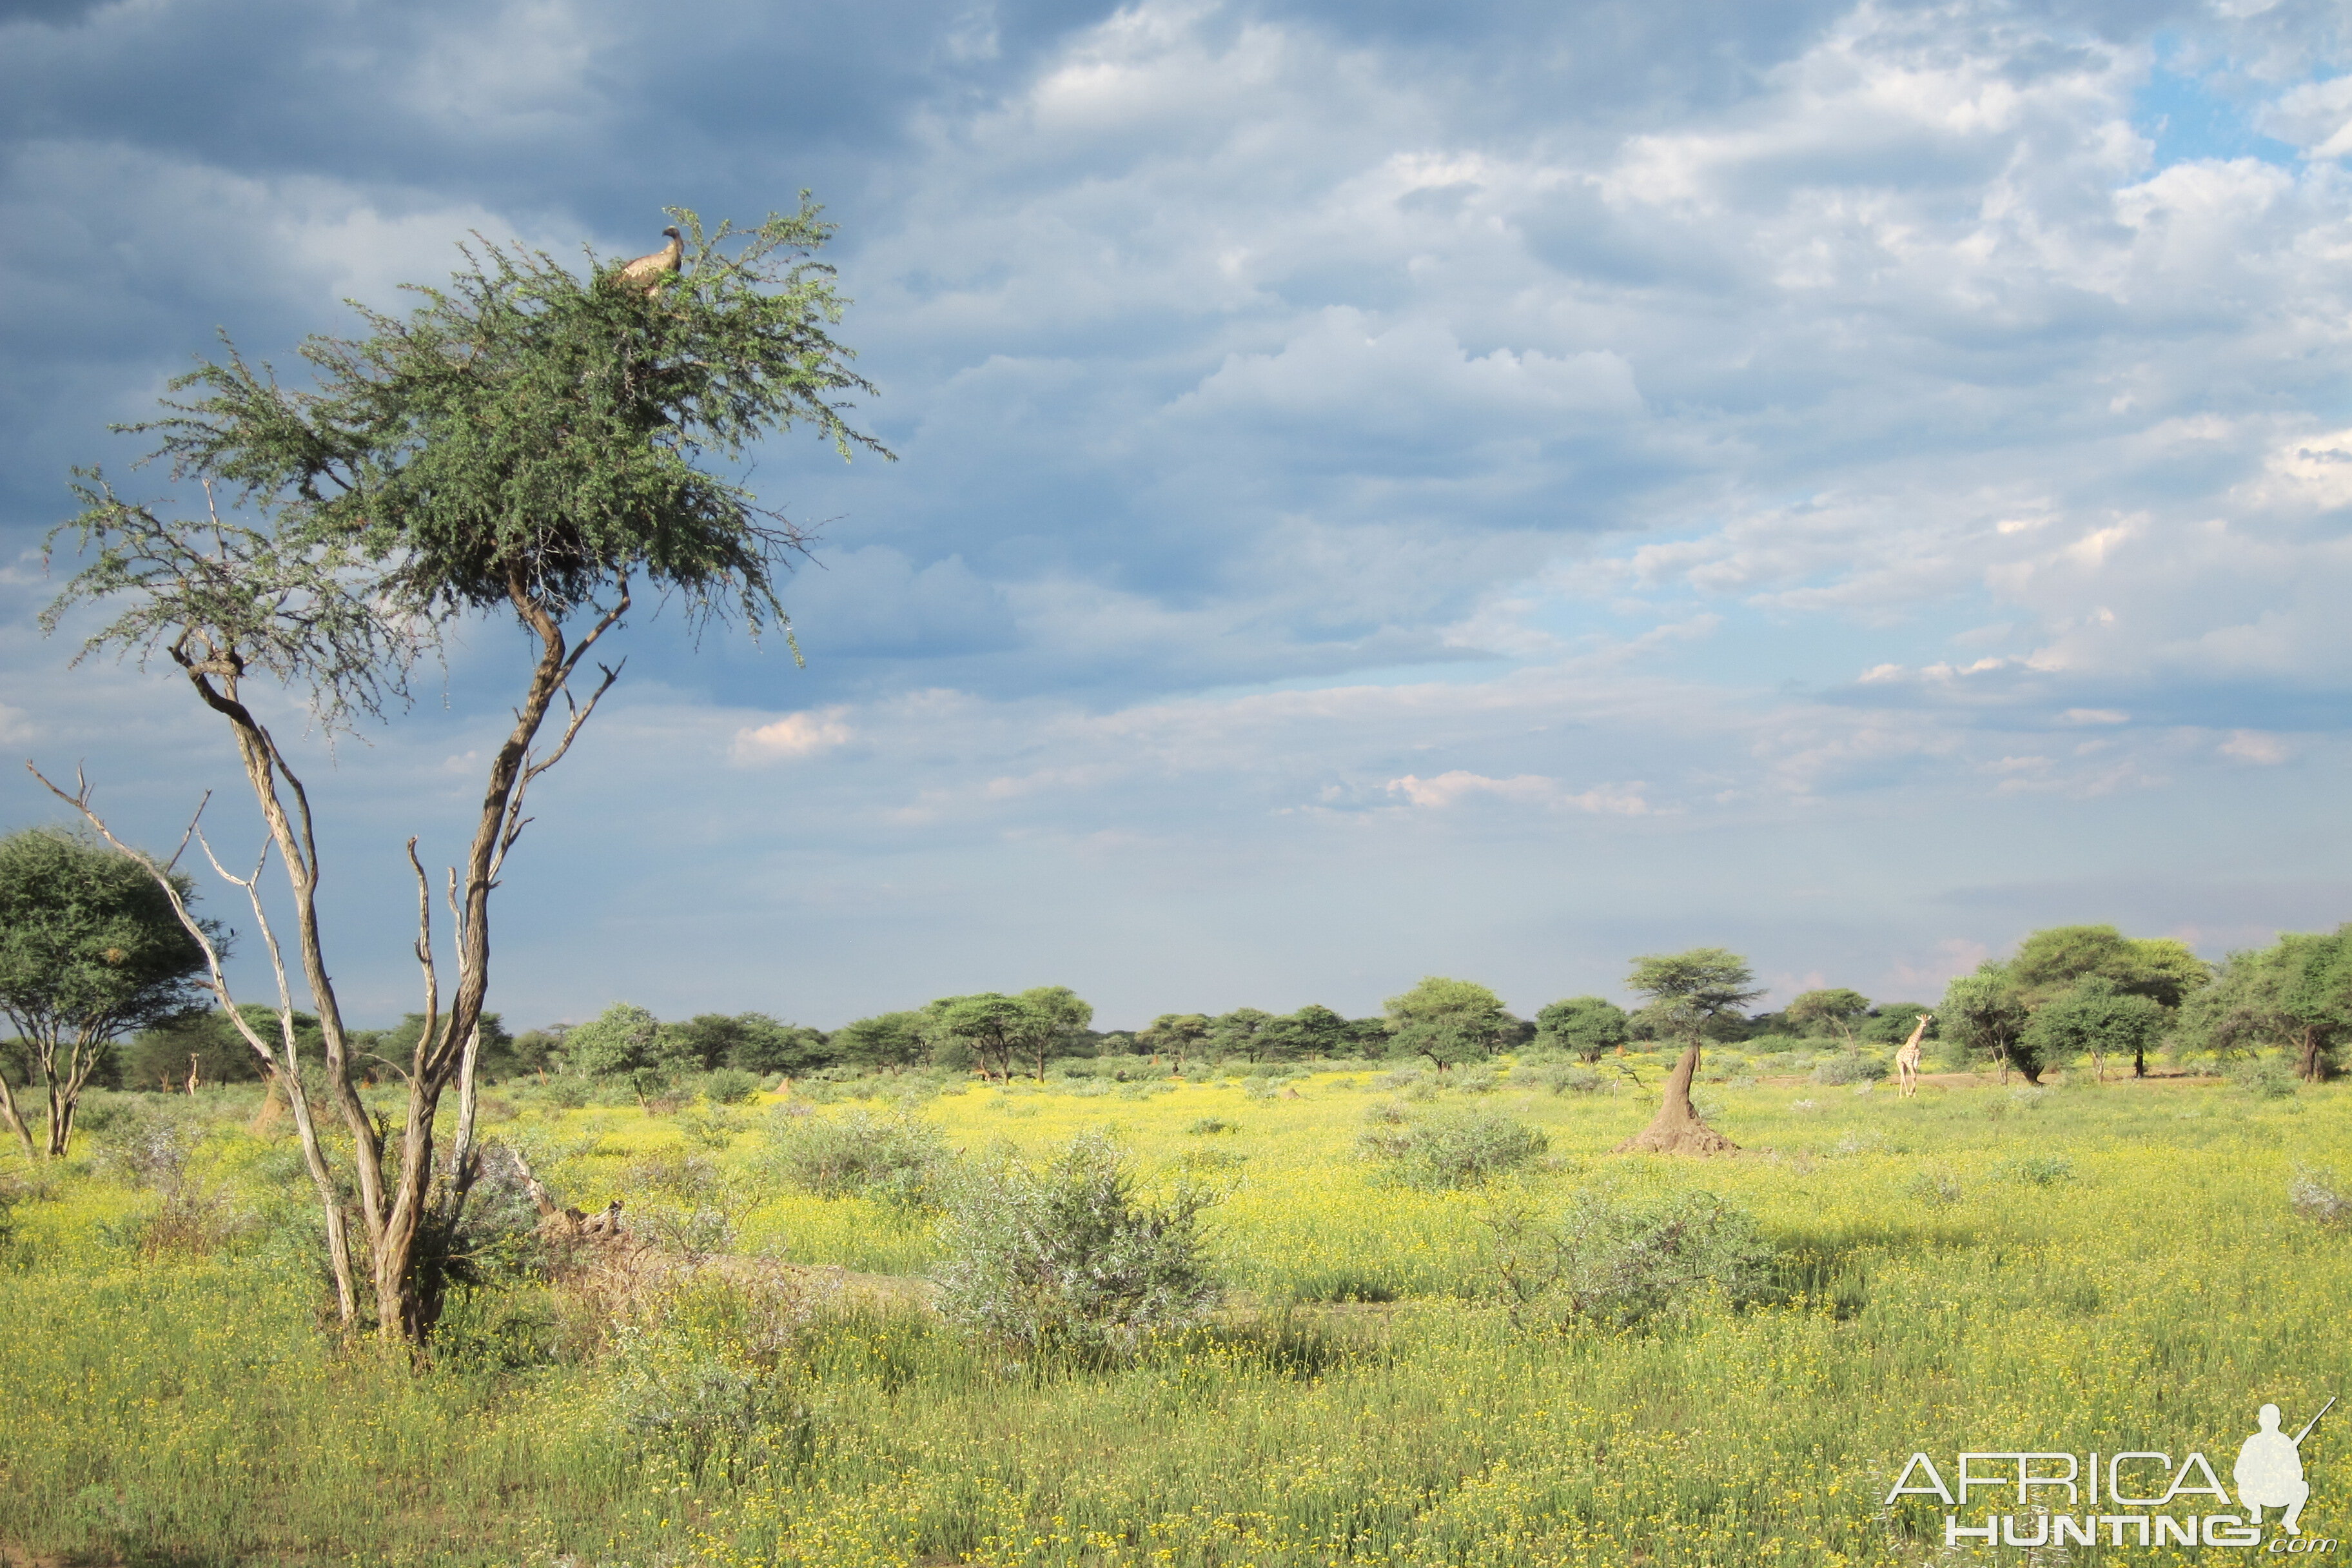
[[615, 230, 684, 291]]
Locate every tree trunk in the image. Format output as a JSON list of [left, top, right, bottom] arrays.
[[1614, 1043, 1737, 1155], [0, 1068, 34, 1162]]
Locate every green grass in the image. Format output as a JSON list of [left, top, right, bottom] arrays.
[[1, 1057, 2347, 1565]]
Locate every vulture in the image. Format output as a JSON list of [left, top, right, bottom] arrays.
[[616, 225, 683, 292]]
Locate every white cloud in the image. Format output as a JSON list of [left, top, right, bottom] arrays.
[[731, 707, 853, 763]]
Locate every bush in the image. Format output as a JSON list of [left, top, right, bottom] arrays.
[[605, 1273, 815, 1484], [1186, 1117, 1236, 1135], [1810, 1053, 1887, 1085], [703, 1068, 760, 1106], [760, 1106, 951, 1210], [1491, 1186, 1772, 1330], [934, 1131, 1220, 1360], [2233, 1056, 2300, 1099], [2004, 1153, 2075, 1186], [1355, 1107, 1547, 1190]]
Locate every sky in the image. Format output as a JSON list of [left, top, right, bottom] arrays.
[[4, 0, 2352, 1032]]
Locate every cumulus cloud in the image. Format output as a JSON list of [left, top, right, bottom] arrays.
[[730, 707, 853, 762]]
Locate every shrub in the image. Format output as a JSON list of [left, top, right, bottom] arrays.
[[2233, 1056, 2300, 1099], [934, 1132, 1220, 1360], [1491, 1186, 1772, 1330], [760, 1106, 952, 1210], [1186, 1117, 1236, 1135], [605, 1273, 815, 1484], [1908, 1168, 1963, 1206], [1810, 1052, 1887, 1085], [1356, 1107, 1547, 1190], [703, 1068, 760, 1106], [2005, 1153, 2075, 1186]]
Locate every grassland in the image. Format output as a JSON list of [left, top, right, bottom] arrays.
[[1, 1051, 2346, 1567]]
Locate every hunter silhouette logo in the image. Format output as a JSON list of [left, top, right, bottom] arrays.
[[1885, 1396, 2337, 1552], [2240, 1399, 2333, 1538]]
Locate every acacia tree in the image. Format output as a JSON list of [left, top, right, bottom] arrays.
[[1384, 976, 1513, 1072], [1137, 1013, 1210, 1075], [0, 827, 213, 1157], [1617, 948, 1760, 1155], [38, 204, 884, 1342], [1785, 987, 1870, 1044], [926, 993, 1029, 1081]]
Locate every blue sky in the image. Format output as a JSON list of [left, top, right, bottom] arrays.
[[5, 0, 2352, 1030]]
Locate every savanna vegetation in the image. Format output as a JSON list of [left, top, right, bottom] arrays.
[[3, 927, 2351, 1566]]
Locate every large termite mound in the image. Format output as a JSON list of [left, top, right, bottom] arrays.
[[1614, 1042, 1738, 1155]]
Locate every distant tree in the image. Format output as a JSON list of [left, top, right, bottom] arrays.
[[562, 1002, 662, 1078], [2176, 929, 2352, 1082], [1384, 977, 1512, 1072], [1859, 1005, 1939, 1046], [656, 1012, 830, 1075], [496, 1026, 563, 1079], [832, 1010, 930, 1071], [0, 827, 213, 1157], [1012, 986, 1095, 1081], [1784, 988, 1871, 1043], [1625, 950, 1763, 1046], [1208, 1007, 1276, 1062], [121, 1006, 287, 1090], [1941, 966, 2035, 1081], [1256, 1003, 1352, 1062], [1534, 997, 1629, 1061], [1342, 1017, 1393, 1055], [2021, 977, 2166, 1079], [1137, 1013, 1210, 1075], [926, 994, 1028, 1081], [2010, 924, 2211, 1010]]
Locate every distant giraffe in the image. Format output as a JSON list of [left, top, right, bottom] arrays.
[[1896, 1015, 1932, 1098]]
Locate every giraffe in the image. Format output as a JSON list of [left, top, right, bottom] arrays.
[[1895, 1014, 1932, 1098]]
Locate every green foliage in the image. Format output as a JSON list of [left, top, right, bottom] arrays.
[[562, 1002, 663, 1078], [2178, 927, 2352, 1081], [605, 1274, 814, 1484], [667, 1012, 832, 1075], [2011, 925, 2211, 1010], [2021, 977, 2166, 1076], [2235, 1055, 2302, 1099], [1490, 1186, 1772, 1330], [1383, 976, 1513, 1070], [1355, 1106, 1548, 1190], [760, 1107, 952, 1209], [1208, 1006, 1275, 1061], [2004, 1153, 2076, 1186], [120, 1006, 289, 1089], [1784, 988, 1870, 1041], [934, 1131, 1221, 1359], [1624, 949, 1762, 1043], [703, 1068, 760, 1106], [0, 827, 217, 1153], [1941, 965, 2036, 1080], [1136, 1012, 1210, 1066], [1534, 996, 1629, 1061], [1810, 1052, 1888, 1085], [1859, 1005, 1939, 1045], [832, 1010, 930, 1070]]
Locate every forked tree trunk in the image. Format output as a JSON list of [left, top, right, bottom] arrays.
[[1614, 1042, 1738, 1155]]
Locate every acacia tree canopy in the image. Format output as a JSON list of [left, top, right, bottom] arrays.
[[1384, 976, 1512, 1070], [1625, 950, 1763, 1043], [0, 827, 213, 1158]]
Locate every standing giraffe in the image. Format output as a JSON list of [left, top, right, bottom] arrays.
[[1896, 1015, 1932, 1098]]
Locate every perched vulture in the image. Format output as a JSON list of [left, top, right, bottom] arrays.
[[616, 226, 683, 292]]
